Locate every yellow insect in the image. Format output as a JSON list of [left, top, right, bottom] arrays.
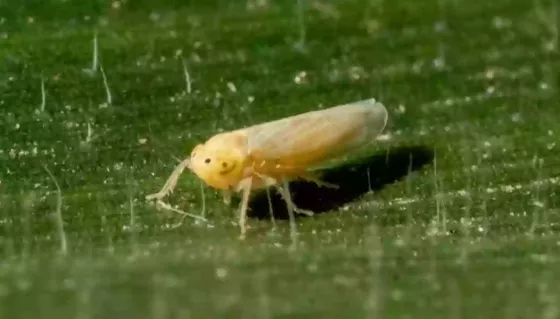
[[146, 98, 389, 238]]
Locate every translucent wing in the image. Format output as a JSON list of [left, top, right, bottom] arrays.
[[244, 98, 388, 168]]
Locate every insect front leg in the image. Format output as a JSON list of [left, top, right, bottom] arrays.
[[222, 190, 232, 206], [237, 178, 253, 240]]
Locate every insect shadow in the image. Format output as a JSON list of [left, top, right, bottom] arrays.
[[247, 145, 434, 220]]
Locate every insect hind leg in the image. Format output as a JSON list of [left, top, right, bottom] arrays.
[[275, 182, 315, 217], [300, 172, 339, 189], [253, 172, 314, 217]]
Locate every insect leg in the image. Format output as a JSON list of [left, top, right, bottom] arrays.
[[238, 178, 253, 240], [265, 187, 277, 228], [299, 172, 339, 189], [146, 158, 191, 201], [222, 190, 232, 205], [280, 178, 299, 247], [275, 182, 315, 217]]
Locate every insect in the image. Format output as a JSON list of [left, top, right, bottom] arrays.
[[146, 98, 389, 239]]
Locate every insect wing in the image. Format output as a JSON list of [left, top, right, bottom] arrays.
[[245, 98, 388, 167]]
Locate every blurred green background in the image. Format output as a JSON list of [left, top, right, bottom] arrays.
[[1, 0, 560, 318]]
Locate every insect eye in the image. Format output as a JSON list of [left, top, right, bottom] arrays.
[[204, 158, 211, 164]]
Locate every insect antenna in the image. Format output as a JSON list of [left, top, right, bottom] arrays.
[[146, 158, 191, 201]]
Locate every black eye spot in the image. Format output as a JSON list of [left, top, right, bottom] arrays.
[[204, 158, 211, 164], [222, 162, 228, 168]]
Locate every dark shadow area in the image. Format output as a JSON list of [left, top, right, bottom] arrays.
[[247, 145, 434, 220]]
